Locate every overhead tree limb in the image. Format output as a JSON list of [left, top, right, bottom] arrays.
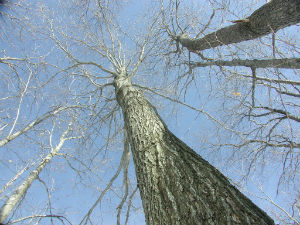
[[257, 106, 300, 123], [0, 106, 78, 148], [188, 58, 300, 69], [177, 0, 300, 51]]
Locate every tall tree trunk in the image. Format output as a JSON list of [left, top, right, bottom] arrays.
[[114, 73, 275, 225], [178, 0, 300, 51]]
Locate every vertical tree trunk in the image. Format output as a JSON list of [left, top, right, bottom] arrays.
[[114, 73, 274, 225]]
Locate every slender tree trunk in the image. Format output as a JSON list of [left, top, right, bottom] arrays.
[[178, 0, 300, 51], [114, 73, 275, 225], [0, 127, 70, 224]]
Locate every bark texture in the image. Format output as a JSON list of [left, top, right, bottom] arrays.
[[114, 74, 274, 225], [190, 58, 300, 69], [178, 0, 300, 51]]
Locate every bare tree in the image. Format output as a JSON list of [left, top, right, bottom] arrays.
[[113, 69, 274, 225], [41, 1, 277, 224], [0, 0, 299, 225]]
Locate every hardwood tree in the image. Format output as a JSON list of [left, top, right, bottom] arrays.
[[112, 68, 274, 225], [0, 0, 299, 224]]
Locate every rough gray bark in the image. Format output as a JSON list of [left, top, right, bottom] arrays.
[[189, 58, 300, 69], [178, 0, 300, 51], [114, 73, 275, 225]]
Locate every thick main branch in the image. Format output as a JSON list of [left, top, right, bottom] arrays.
[[178, 0, 300, 51]]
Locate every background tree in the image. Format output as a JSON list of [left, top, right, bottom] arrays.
[[0, 0, 299, 224]]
